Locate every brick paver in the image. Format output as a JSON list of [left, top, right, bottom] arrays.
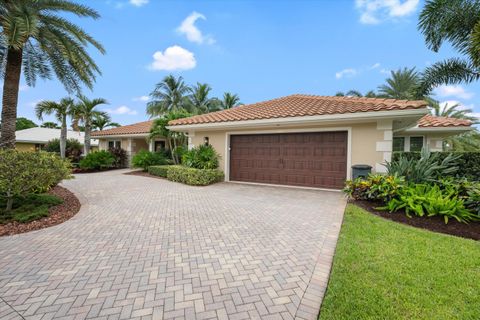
[[0, 170, 346, 319]]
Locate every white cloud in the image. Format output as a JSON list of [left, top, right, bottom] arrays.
[[380, 68, 391, 75], [335, 68, 357, 79], [436, 100, 479, 120], [129, 0, 148, 7], [149, 45, 196, 71], [434, 85, 474, 100], [355, 0, 420, 24], [370, 62, 381, 69], [177, 12, 215, 44], [132, 95, 150, 102], [19, 84, 29, 92], [105, 105, 137, 115]]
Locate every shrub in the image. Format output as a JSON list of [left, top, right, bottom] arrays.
[[108, 147, 127, 168], [343, 174, 404, 202], [393, 151, 480, 181], [379, 184, 476, 224], [166, 165, 224, 186], [131, 150, 169, 171], [0, 150, 71, 211], [148, 165, 171, 178], [44, 138, 83, 162], [386, 148, 459, 183], [79, 150, 115, 170], [182, 145, 220, 169]]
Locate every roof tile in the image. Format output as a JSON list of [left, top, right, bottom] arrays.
[[418, 115, 472, 127], [91, 120, 153, 137]]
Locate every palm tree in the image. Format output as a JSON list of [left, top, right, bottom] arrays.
[[92, 113, 121, 131], [41, 122, 60, 129], [334, 90, 378, 98], [147, 75, 191, 116], [378, 68, 422, 100], [72, 95, 108, 155], [35, 98, 75, 159], [0, 1, 105, 149], [417, 0, 480, 94], [428, 99, 478, 123], [221, 92, 241, 109], [186, 83, 218, 114]]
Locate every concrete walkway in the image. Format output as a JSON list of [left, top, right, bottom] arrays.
[[0, 170, 346, 320]]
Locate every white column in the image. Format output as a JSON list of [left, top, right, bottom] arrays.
[[376, 120, 393, 173], [188, 131, 195, 150]]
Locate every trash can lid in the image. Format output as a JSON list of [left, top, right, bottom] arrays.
[[352, 164, 372, 169]]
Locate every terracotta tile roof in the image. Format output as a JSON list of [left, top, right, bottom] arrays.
[[91, 120, 153, 137], [418, 115, 472, 127], [168, 94, 428, 126]]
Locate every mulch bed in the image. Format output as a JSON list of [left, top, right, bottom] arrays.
[[73, 167, 122, 174], [124, 170, 166, 180], [353, 200, 480, 241], [0, 186, 81, 237]]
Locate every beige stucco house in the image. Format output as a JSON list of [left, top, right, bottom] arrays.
[[93, 95, 473, 189]]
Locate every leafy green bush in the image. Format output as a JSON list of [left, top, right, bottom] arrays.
[[148, 165, 171, 178], [108, 147, 127, 168], [131, 150, 169, 171], [386, 148, 459, 183], [379, 184, 476, 224], [166, 165, 224, 186], [0, 150, 71, 211], [79, 150, 115, 170], [393, 151, 480, 181], [182, 145, 220, 169], [343, 174, 405, 201], [0, 193, 63, 224], [44, 138, 83, 162]]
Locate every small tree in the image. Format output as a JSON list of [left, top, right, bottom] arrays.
[[0, 150, 71, 211]]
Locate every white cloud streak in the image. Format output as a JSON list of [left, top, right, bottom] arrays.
[[355, 0, 420, 24], [105, 105, 137, 115], [434, 85, 474, 100], [177, 12, 215, 44]]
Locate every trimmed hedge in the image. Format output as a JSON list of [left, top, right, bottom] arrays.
[[148, 165, 224, 186], [148, 165, 170, 178], [392, 152, 480, 181]]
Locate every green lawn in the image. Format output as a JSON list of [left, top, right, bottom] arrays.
[[0, 194, 63, 224], [320, 204, 480, 320]]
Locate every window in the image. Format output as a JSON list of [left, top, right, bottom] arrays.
[[393, 137, 405, 152], [410, 136, 424, 152], [108, 140, 121, 149], [154, 141, 166, 152]]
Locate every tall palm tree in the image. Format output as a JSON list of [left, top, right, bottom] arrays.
[[418, 0, 480, 94], [221, 92, 241, 109], [378, 68, 422, 100], [41, 121, 60, 129], [35, 98, 75, 159], [0, 1, 105, 149], [147, 75, 191, 116], [427, 98, 479, 123], [92, 113, 121, 131], [186, 83, 218, 114], [72, 95, 108, 155]]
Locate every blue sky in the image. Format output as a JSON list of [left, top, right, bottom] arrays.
[[16, 0, 480, 126]]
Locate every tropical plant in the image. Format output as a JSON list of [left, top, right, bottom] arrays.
[[380, 184, 476, 224], [131, 150, 168, 171], [185, 82, 221, 114], [35, 98, 75, 159], [108, 147, 127, 168], [335, 90, 378, 98], [71, 95, 108, 155], [14, 117, 37, 130], [417, 0, 480, 94], [428, 98, 478, 123], [343, 174, 405, 201], [79, 150, 115, 170], [149, 110, 190, 164], [148, 165, 171, 178], [221, 92, 241, 109], [0, 150, 71, 211], [147, 75, 191, 116], [44, 138, 83, 162], [182, 145, 220, 170], [41, 121, 60, 129], [0, 1, 105, 149], [378, 67, 422, 99], [92, 113, 120, 131], [386, 148, 459, 183], [165, 165, 224, 186]]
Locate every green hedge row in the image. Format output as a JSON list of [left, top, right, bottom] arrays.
[[392, 152, 480, 181], [148, 165, 224, 186]]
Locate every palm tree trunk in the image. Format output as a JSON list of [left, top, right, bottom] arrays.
[[60, 114, 67, 159], [84, 121, 91, 155], [0, 48, 23, 149]]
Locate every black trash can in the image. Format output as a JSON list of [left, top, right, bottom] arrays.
[[352, 164, 372, 179]]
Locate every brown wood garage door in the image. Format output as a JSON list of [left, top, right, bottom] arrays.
[[229, 132, 348, 189]]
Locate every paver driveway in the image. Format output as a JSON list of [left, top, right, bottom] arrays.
[[0, 170, 346, 320]]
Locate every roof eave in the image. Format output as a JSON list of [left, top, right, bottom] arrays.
[[404, 126, 473, 133], [167, 108, 429, 131]]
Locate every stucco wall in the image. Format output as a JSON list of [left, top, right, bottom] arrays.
[[189, 121, 389, 180]]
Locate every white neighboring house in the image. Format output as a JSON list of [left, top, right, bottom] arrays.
[[13, 127, 99, 152]]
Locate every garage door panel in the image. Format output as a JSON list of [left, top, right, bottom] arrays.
[[230, 132, 347, 189]]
